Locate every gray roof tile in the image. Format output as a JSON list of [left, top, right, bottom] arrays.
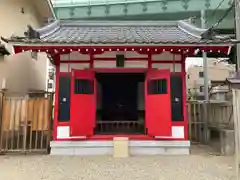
[[2, 20, 235, 45]]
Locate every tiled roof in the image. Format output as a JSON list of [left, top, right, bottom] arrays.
[[1, 20, 235, 45]]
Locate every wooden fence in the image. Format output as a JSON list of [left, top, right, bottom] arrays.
[[0, 92, 54, 154], [0, 92, 233, 153], [188, 101, 233, 143]]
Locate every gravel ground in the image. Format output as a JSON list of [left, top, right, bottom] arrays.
[[0, 145, 235, 180]]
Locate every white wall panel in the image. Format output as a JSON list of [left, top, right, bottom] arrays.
[[95, 51, 147, 58], [69, 63, 90, 70], [152, 51, 181, 61], [94, 61, 116, 68], [60, 52, 90, 61], [125, 61, 148, 68], [151, 63, 182, 72]]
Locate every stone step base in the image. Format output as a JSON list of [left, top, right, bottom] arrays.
[[50, 140, 190, 156]]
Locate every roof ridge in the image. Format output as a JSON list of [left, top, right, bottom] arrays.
[[59, 20, 179, 27]]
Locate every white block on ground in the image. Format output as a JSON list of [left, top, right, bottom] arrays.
[[113, 137, 129, 158]]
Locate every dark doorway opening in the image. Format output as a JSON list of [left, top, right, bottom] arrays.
[[95, 73, 145, 134]]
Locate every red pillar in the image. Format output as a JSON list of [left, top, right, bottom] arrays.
[[90, 52, 94, 69], [181, 54, 188, 140], [53, 54, 60, 141], [148, 52, 152, 69]]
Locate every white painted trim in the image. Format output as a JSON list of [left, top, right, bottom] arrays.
[[57, 126, 69, 138], [57, 126, 87, 139], [155, 126, 185, 139], [69, 136, 87, 139]]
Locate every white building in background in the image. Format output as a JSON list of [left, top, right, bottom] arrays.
[[186, 58, 235, 100], [0, 0, 55, 94]]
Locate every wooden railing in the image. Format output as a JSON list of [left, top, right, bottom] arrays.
[[95, 121, 145, 134], [0, 92, 54, 154], [187, 101, 233, 143]]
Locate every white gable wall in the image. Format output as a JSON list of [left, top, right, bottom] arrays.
[[59, 51, 182, 72]]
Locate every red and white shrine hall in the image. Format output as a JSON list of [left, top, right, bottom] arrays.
[[2, 20, 233, 155]]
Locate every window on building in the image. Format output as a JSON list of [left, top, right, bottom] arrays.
[[48, 82, 53, 89], [199, 71, 204, 77], [187, 74, 190, 79], [148, 79, 167, 94], [74, 79, 94, 94], [199, 86, 204, 92]]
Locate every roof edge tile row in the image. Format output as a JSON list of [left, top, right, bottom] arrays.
[[1, 19, 235, 45]]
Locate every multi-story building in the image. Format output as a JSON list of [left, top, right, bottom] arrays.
[[0, 0, 55, 94], [187, 58, 235, 100]]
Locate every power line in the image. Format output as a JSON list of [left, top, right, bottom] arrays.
[[201, 2, 234, 40], [212, 2, 234, 29], [205, 0, 227, 25]]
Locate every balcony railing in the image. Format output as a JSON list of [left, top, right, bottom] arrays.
[[51, 0, 170, 7]]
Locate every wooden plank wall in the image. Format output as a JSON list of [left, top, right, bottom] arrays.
[[1, 98, 50, 132], [188, 101, 233, 143], [0, 93, 53, 153]]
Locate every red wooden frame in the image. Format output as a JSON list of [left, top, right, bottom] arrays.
[[55, 78, 187, 140], [94, 68, 147, 73], [145, 69, 172, 137], [11, 44, 230, 142], [51, 48, 199, 141], [70, 69, 96, 137], [181, 54, 188, 140], [53, 55, 60, 141], [13, 45, 230, 57]]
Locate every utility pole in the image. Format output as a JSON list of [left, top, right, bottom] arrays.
[[200, 10, 209, 144], [201, 10, 209, 101], [234, 0, 240, 179], [235, 0, 240, 71]]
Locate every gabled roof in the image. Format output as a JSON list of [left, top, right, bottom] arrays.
[[1, 20, 235, 45]]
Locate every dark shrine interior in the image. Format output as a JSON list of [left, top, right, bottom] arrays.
[[95, 73, 145, 134]]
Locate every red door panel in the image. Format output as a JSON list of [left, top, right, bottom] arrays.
[[145, 69, 172, 137], [70, 70, 96, 136]]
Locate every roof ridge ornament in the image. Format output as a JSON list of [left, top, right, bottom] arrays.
[[182, 0, 189, 10], [201, 27, 216, 40], [24, 25, 40, 39], [161, 0, 168, 11], [188, 17, 197, 25]]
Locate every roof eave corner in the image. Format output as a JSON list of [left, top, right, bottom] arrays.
[[34, 20, 61, 39], [0, 36, 9, 43], [178, 20, 206, 39]]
